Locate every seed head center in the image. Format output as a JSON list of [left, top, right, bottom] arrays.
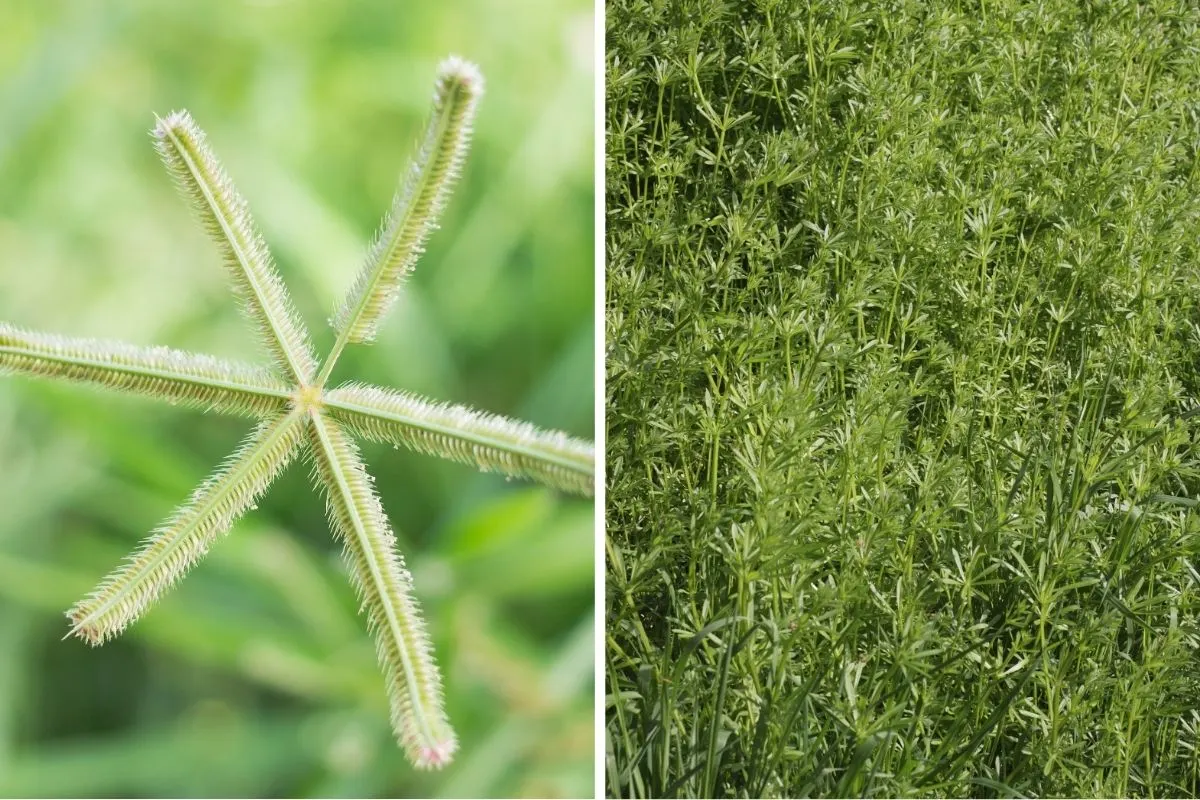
[[294, 384, 324, 412]]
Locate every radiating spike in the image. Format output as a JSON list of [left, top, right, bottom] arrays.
[[154, 110, 318, 384], [68, 411, 306, 643], [306, 412, 456, 768], [330, 57, 483, 345], [0, 322, 291, 417], [324, 382, 594, 496]]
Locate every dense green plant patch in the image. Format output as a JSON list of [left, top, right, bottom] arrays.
[[606, 0, 1200, 796]]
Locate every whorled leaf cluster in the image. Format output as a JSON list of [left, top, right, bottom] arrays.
[[606, 0, 1200, 796]]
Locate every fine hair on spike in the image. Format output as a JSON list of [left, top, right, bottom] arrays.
[[153, 110, 318, 384], [0, 322, 292, 417], [325, 382, 594, 496], [67, 412, 305, 644], [305, 413, 457, 767], [329, 56, 483, 349]]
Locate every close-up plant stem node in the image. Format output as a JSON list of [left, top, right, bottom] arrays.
[[0, 54, 594, 771]]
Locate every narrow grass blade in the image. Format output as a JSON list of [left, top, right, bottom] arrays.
[[330, 57, 482, 345], [324, 382, 594, 496], [920, 656, 1041, 785], [701, 624, 756, 798], [0, 322, 292, 417], [835, 732, 888, 797], [153, 110, 317, 384], [305, 412, 454, 769], [67, 411, 306, 643]]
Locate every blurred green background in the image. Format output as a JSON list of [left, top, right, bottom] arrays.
[[0, 1, 594, 797]]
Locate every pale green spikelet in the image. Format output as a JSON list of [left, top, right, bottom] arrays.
[[331, 56, 483, 344], [67, 411, 305, 644], [325, 382, 595, 496], [306, 412, 455, 769], [0, 322, 291, 417], [153, 110, 318, 384]]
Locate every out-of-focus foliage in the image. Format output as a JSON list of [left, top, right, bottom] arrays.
[[0, 1, 593, 797]]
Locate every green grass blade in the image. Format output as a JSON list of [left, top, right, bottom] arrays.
[[0, 322, 292, 416], [324, 382, 594, 496], [329, 56, 482, 346], [153, 110, 317, 384], [305, 411, 455, 769], [920, 656, 1041, 785], [67, 410, 305, 643]]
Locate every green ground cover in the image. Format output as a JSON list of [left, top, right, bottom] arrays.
[[606, 0, 1200, 795], [0, 1, 593, 797]]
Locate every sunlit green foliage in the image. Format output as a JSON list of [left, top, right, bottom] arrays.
[[606, 0, 1200, 796], [0, 1, 593, 796]]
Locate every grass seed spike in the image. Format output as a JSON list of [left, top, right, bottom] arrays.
[[0, 55, 594, 770]]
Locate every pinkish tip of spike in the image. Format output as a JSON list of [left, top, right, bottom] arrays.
[[414, 739, 457, 770]]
